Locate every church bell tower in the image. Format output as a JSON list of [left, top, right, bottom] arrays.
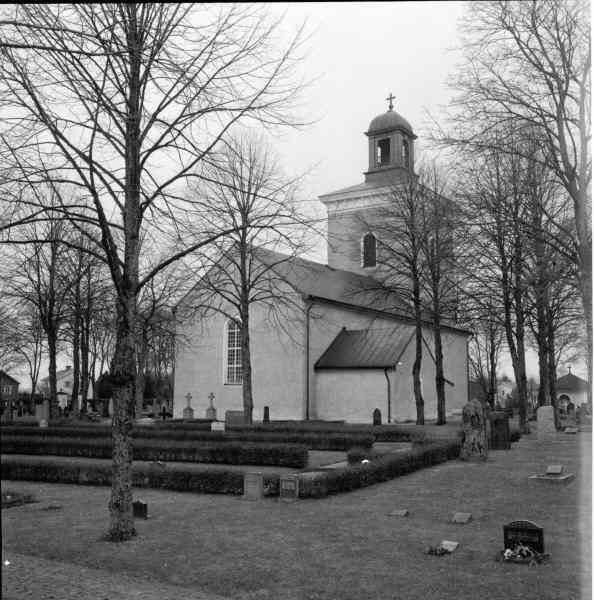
[[364, 93, 416, 183]]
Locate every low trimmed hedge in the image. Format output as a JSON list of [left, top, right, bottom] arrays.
[[0, 456, 281, 496], [299, 439, 462, 498], [0, 435, 308, 468], [0, 426, 373, 451]]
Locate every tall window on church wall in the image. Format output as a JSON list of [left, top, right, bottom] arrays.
[[402, 139, 410, 169], [225, 319, 242, 384], [376, 138, 390, 166], [362, 233, 377, 268]]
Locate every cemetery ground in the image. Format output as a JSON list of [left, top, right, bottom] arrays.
[[1, 426, 591, 600]]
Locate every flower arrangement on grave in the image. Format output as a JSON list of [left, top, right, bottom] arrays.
[[498, 543, 549, 565]]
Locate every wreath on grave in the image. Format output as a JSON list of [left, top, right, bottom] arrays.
[[496, 543, 550, 565]]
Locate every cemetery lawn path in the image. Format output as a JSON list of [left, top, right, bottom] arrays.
[[2, 429, 591, 600]]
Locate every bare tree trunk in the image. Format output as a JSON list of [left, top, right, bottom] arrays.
[[71, 279, 81, 414], [433, 307, 446, 425], [108, 300, 136, 541], [412, 270, 424, 425], [135, 328, 147, 417], [240, 301, 253, 424], [47, 331, 58, 418]]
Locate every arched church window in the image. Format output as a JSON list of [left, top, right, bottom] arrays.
[[402, 139, 410, 169], [225, 319, 242, 384], [362, 233, 377, 268], [376, 138, 390, 166]]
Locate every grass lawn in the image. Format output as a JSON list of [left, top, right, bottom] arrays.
[[1, 430, 591, 600]]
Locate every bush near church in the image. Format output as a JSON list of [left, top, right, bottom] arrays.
[[0, 456, 281, 496], [0, 435, 308, 468], [0, 425, 374, 451]]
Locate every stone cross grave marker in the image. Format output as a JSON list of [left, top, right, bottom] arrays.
[[243, 472, 264, 501], [183, 392, 194, 419], [206, 392, 217, 420], [503, 520, 544, 554], [279, 475, 300, 502]]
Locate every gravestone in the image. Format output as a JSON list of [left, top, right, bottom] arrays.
[[279, 475, 300, 502], [566, 402, 576, 427], [564, 426, 578, 434], [263, 406, 270, 424], [460, 399, 488, 461], [182, 392, 194, 420], [205, 392, 217, 421], [536, 405, 556, 440], [225, 410, 245, 426], [373, 408, 382, 426], [451, 512, 472, 524], [489, 411, 511, 450], [503, 520, 544, 554], [211, 421, 225, 432], [39, 419, 48, 428], [243, 472, 264, 501], [35, 400, 50, 422], [545, 465, 563, 476], [388, 509, 409, 517], [108, 398, 114, 417], [529, 464, 575, 484], [133, 500, 148, 519]]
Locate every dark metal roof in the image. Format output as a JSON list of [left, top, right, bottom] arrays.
[[0, 370, 20, 385], [314, 325, 414, 369], [557, 372, 589, 392], [258, 247, 413, 317], [366, 109, 414, 136]]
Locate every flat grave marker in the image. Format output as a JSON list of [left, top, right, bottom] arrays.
[[545, 464, 563, 475], [243, 472, 264, 501], [530, 464, 575, 484], [279, 475, 300, 502], [564, 426, 578, 434], [388, 509, 409, 517], [451, 511, 472, 524]]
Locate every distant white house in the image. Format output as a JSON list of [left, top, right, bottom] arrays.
[[39, 365, 94, 408]]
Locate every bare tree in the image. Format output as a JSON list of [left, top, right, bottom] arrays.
[[0, 4, 308, 540], [444, 0, 592, 398], [186, 134, 311, 424]]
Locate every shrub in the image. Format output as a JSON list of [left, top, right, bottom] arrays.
[[0, 456, 282, 496], [0, 425, 373, 451], [0, 435, 308, 468], [300, 440, 461, 498], [509, 427, 522, 443]]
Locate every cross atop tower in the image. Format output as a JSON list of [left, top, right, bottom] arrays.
[[386, 92, 395, 111]]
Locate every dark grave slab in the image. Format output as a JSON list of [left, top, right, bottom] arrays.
[[133, 500, 148, 519], [243, 472, 263, 501], [279, 475, 300, 502], [451, 511, 472, 524], [503, 520, 544, 554], [225, 410, 245, 426]]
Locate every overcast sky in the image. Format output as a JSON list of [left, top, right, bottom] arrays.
[[271, 2, 467, 216]]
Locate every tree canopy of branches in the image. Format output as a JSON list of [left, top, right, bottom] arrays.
[[0, 3, 307, 541], [444, 0, 591, 398]]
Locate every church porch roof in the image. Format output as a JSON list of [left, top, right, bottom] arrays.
[[314, 325, 414, 369]]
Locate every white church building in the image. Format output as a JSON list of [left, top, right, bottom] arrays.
[[173, 100, 470, 423]]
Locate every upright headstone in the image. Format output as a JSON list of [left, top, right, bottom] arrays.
[[279, 475, 300, 502], [460, 398, 488, 461], [489, 411, 511, 450], [537, 405, 556, 440], [566, 402, 576, 427], [373, 408, 382, 426], [182, 392, 194, 419], [108, 397, 114, 417], [243, 472, 264, 501], [263, 406, 270, 424], [205, 392, 217, 420], [35, 399, 50, 422]]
